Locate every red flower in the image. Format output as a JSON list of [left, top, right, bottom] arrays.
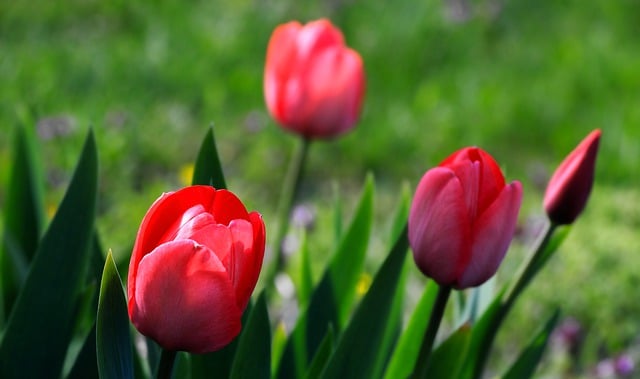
[[264, 19, 365, 139], [408, 148, 523, 289], [544, 129, 601, 225], [127, 186, 265, 353]]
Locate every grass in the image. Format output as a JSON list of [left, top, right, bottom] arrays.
[[1, 0, 639, 375]]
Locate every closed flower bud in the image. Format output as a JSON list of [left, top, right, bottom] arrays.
[[408, 147, 523, 289], [544, 129, 601, 225], [264, 19, 365, 139], [127, 186, 265, 353]]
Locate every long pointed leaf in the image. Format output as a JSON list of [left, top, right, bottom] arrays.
[[1, 125, 45, 322], [424, 324, 472, 379], [97, 251, 134, 379], [320, 226, 409, 379], [384, 281, 438, 379], [192, 127, 226, 189], [0, 130, 97, 378], [304, 325, 335, 379], [502, 310, 560, 379], [276, 176, 374, 378], [230, 293, 271, 379]]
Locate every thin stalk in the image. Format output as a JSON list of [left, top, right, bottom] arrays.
[[412, 285, 452, 379], [267, 137, 311, 290], [156, 349, 177, 379], [471, 221, 558, 379]]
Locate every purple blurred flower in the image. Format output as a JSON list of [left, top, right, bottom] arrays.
[[615, 354, 634, 377], [291, 204, 316, 231]]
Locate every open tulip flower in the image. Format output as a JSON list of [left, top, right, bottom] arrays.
[[408, 147, 523, 289], [127, 185, 266, 353], [544, 129, 601, 225], [264, 18, 365, 139]]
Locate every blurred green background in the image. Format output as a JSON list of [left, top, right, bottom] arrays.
[[1, 0, 639, 376]]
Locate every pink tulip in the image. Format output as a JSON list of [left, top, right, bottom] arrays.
[[408, 148, 523, 289], [264, 19, 365, 139], [127, 186, 265, 353], [544, 129, 601, 225]]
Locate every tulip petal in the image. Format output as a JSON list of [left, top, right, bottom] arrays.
[[265, 21, 302, 124], [128, 186, 216, 304], [300, 47, 365, 137], [210, 189, 250, 225], [227, 218, 262, 310], [544, 129, 600, 224], [131, 239, 242, 353], [295, 19, 344, 63], [408, 167, 471, 286], [442, 147, 505, 214], [459, 181, 523, 288]]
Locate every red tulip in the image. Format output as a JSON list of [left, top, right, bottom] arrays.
[[544, 129, 601, 225], [408, 148, 523, 289], [127, 186, 266, 353], [264, 19, 365, 139]]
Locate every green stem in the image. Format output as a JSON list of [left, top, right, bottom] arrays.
[[471, 221, 558, 379], [267, 137, 311, 290], [503, 222, 558, 308], [412, 284, 452, 379], [156, 349, 177, 379]]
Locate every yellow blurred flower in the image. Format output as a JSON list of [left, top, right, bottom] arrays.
[[179, 163, 194, 186], [356, 272, 372, 296]]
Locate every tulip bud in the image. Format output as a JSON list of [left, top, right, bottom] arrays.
[[127, 186, 266, 353], [544, 129, 601, 225], [408, 147, 523, 289], [264, 19, 365, 139]]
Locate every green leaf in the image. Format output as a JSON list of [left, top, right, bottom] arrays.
[[1, 125, 45, 323], [370, 258, 408, 379], [174, 352, 192, 379], [67, 325, 99, 379], [276, 176, 374, 378], [231, 292, 271, 379], [458, 288, 505, 379], [297, 231, 313, 308], [424, 324, 472, 379], [304, 325, 335, 379], [0, 130, 98, 379], [329, 174, 375, 326], [502, 310, 560, 379], [97, 251, 134, 379], [384, 281, 438, 379], [320, 226, 409, 379], [462, 224, 569, 379], [192, 127, 227, 189], [388, 182, 411, 244], [271, 322, 288, 377]]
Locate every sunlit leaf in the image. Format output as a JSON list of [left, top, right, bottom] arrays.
[[383, 280, 438, 379]]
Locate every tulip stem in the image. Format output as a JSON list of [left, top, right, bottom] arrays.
[[411, 284, 452, 379], [268, 137, 311, 289], [471, 221, 558, 379], [156, 349, 177, 379]]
